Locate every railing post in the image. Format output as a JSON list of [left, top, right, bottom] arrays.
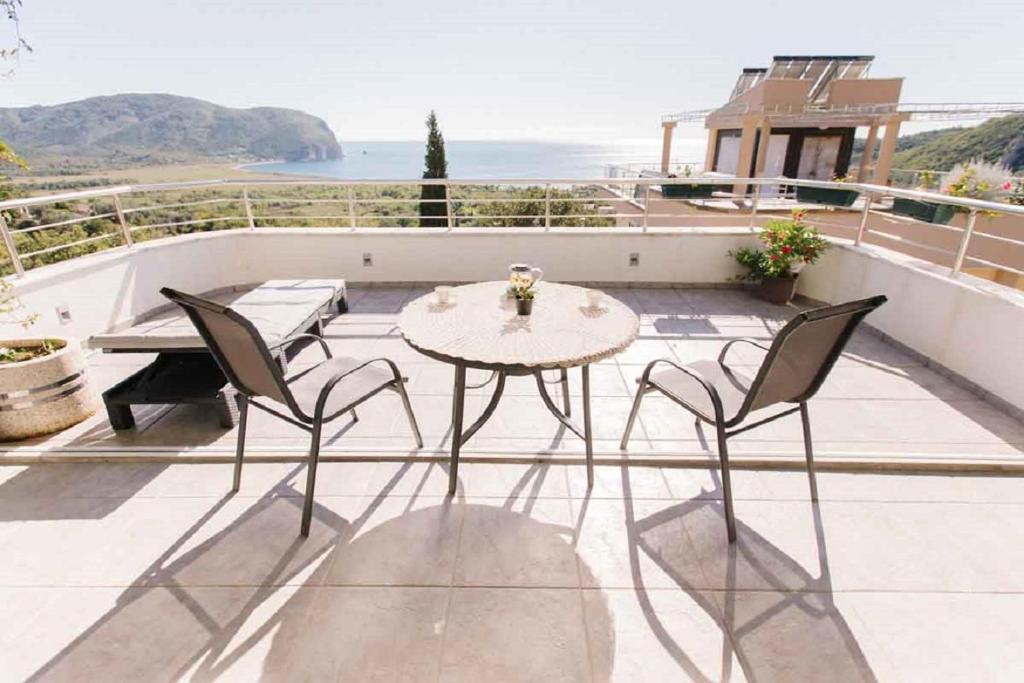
[[0, 211, 26, 277], [642, 183, 651, 230], [855, 192, 872, 245], [445, 181, 454, 231], [747, 182, 760, 229], [544, 183, 551, 230], [242, 187, 255, 229], [951, 208, 978, 275], [347, 186, 357, 230], [112, 194, 134, 247]]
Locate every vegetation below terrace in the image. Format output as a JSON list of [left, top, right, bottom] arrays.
[[0, 183, 615, 276]]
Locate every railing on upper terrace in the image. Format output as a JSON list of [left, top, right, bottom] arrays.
[[1, 176, 1022, 286]]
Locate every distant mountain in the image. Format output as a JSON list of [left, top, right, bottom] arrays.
[[0, 94, 342, 167], [854, 115, 1024, 172]]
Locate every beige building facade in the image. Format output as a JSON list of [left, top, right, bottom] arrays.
[[662, 56, 908, 190]]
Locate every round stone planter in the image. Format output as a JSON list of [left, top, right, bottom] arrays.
[[0, 338, 99, 441]]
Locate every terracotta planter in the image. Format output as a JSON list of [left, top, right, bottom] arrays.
[[0, 338, 99, 441], [515, 298, 534, 316], [758, 276, 799, 304]]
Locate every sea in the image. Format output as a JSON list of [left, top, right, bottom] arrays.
[[242, 139, 705, 180]]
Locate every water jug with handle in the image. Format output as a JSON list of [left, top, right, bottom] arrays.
[[508, 263, 544, 290]]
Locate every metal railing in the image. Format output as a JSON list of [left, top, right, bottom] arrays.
[[1, 176, 1022, 283]]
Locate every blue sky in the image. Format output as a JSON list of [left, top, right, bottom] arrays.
[[3, 0, 1022, 143]]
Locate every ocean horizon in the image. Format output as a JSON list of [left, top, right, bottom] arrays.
[[243, 139, 706, 180]]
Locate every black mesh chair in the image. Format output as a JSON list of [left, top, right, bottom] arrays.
[[621, 296, 887, 542], [162, 287, 423, 536]]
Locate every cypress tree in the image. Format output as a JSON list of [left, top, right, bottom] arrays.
[[419, 111, 449, 227]]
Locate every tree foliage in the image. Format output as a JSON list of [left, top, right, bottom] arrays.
[[854, 115, 1024, 173], [419, 111, 448, 228]]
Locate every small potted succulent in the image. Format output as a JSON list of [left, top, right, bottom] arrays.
[[795, 174, 859, 207], [661, 165, 713, 200], [731, 210, 830, 304], [0, 280, 99, 440], [512, 282, 535, 316]]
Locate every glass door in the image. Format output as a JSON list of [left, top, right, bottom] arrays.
[[798, 136, 842, 181]]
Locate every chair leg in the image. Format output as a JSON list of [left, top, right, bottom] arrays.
[[396, 380, 424, 449], [800, 402, 819, 502], [300, 419, 325, 537], [716, 423, 738, 543], [232, 396, 248, 492], [620, 382, 647, 450]]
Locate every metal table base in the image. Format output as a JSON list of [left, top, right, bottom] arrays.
[[447, 364, 593, 495]]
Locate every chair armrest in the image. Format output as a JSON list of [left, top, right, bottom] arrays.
[[717, 338, 771, 365], [312, 357, 404, 418], [268, 333, 332, 360]]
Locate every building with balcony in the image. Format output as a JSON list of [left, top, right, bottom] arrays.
[[660, 55, 907, 191]]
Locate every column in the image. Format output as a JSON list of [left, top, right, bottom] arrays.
[[872, 117, 903, 186], [857, 122, 879, 182], [753, 123, 772, 174], [732, 117, 759, 196], [704, 127, 718, 173], [660, 122, 676, 174]]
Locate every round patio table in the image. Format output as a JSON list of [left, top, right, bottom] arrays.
[[398, 281, 639, 493]]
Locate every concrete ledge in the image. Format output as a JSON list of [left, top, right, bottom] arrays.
[[4, 448, 1024, 476]]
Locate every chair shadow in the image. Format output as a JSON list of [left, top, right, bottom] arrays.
[[619, 465, 878, 683], [22, 461, 615, 681]]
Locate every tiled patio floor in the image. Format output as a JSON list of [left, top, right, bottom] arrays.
[[1, 461, 1023, 681], [4, 285, 1023, 468]]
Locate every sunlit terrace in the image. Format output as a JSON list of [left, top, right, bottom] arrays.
[[2, 176, 1024, 681]]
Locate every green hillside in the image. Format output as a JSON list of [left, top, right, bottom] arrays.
[[855, 115, 1024, 172], [0, 94, 342, 170]]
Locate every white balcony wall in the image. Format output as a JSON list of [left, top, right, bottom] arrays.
[[10, 227, 758, 343], [799, 243, 1024, 410], [12, 227, 1023, 411]]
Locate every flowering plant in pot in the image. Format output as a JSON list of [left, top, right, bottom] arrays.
[[1007, 178, 1024, 207], [731, 210, 830, 304], [941, 159, 1014, 217], [512, 282, 535, 316], [0, 279, 99, 440]]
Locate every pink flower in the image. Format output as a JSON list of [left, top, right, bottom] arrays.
[[1003, 181, 1014, 191]]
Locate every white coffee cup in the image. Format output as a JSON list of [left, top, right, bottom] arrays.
[[585, 289, 603, 308], [435, 285, 452, 304]]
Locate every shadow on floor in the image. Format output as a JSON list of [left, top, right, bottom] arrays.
[[21, 463, 612, 681], [0, 463, 167, 521], [620, 465, 877, 683]]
